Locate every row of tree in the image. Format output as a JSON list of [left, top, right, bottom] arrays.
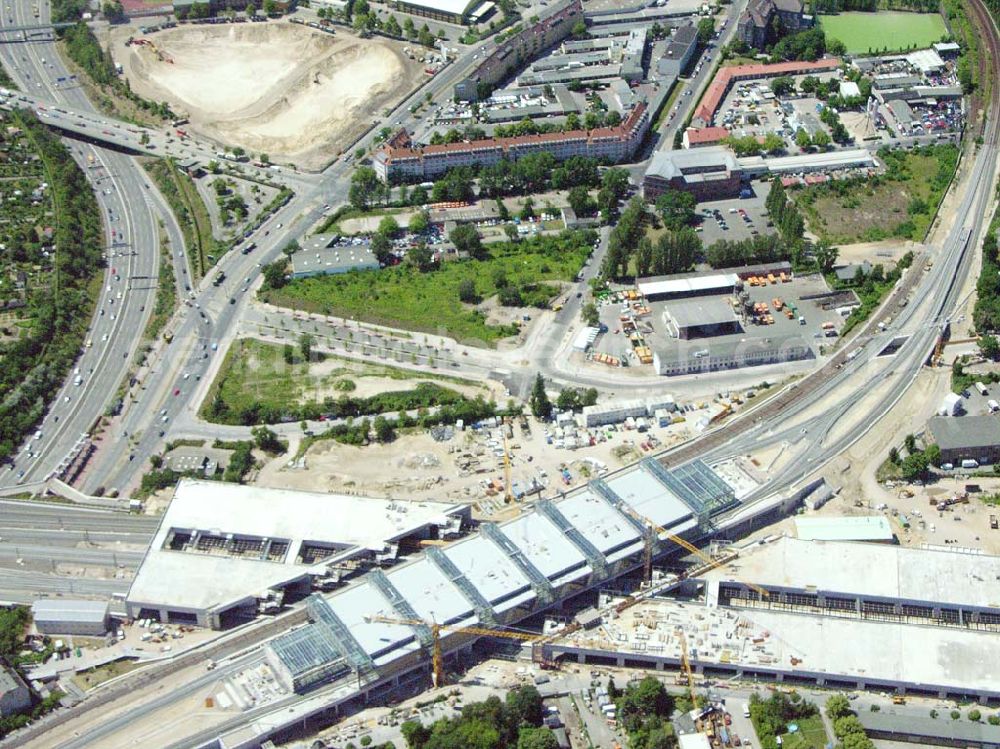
[[401, 685, 557, 749], [0, 112, 105, 462]]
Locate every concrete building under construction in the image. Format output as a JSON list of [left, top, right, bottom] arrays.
[[542, 536, 1000, 703]]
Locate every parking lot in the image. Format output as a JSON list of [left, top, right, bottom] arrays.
[[695, 182, 773, 245]]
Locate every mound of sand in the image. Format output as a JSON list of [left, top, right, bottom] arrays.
[[116, 23, 424, 168]]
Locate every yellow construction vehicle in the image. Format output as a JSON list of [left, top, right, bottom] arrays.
[[364, 614, 542, 687]]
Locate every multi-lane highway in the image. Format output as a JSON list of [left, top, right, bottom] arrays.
[[0, 0, 192, 493]]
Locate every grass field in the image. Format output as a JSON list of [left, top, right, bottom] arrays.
[[263, 231, 593, 346], [819, 11, 948, 54], [201, 339, 484, 424], [794, 144, 958, 244], [780, 715, 828, 749]]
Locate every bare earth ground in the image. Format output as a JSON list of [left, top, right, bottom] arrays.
[[111, 23, 425, 168], [254, 413, 700, 513]]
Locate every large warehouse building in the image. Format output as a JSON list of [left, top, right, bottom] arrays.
[[125, 480, 469, 629], [663, 297, 742, 340], [637, 271, 740, 302], [927, 415, 1000, 465]]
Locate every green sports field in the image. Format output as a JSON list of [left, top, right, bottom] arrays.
[[820, 11, 948, 54]]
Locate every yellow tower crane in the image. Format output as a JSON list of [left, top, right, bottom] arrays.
[[615, 503, 770, 597], [364, 614, 542, 688], [503, 430, 514, 503], [677, 630, 699, 710]]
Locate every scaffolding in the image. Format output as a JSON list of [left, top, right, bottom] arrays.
[[369, 570, 434, 649], [481, 522, 554, 605], [306, 594, 375, 673], [425, 546, 497, 626]]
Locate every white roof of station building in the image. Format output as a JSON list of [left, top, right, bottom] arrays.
[[126, 480, 465, 614], [704, 536, 1000, 611]]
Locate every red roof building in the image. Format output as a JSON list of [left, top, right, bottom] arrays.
[[683, 126, 731, 149], [691, 58, 842, 128]]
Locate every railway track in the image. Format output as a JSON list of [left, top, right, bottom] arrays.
[[658, 0, 1000, 470]]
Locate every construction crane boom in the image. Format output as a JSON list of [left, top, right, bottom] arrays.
[[678, 630, 698, 709], [365, 614, 542, 687], [503, 428, 514, 503], [617, 503, 769, 597]]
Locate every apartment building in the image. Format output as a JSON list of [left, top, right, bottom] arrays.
[[454, 0, 583, 101], [373, 102, 650, 181]]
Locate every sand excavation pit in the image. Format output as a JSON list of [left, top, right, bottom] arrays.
[[115, 23, 425, 168]]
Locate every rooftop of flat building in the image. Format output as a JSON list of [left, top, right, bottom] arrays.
[[701, 535, 1000, 610], [126, 480, 465, 612]]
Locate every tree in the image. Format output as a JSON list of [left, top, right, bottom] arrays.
[[697, 17, 715, 44], [811, 129, 831, 149], [925, 443, 942, 467], [408, 242, 434, 271], [503, 223, 519, 242], [581, 302, 599, 327], [826, 695, 853, 722], [450, 224, 486, 259], [373, 415, 396, 443], [251, 426, 283, 454], [409, 210, 430, 234], [901, 451, 929, 481], [517, 727, 559, 749], [620, 677, 672, 733], [262, 0, 278, 14], [298, 333, 314, 361], [384, 15, 402, 36], [102, 0, 125, 22], [262, 260, 288, 290], [981, 334, 1000, 360], [567, 185, 596, 217], [571, 19, 587, 38], [506, 685, 544, 727], [601, 167, 631, 199], [814, 241, 838, 273], [401, 720, 430, 749], [283, 343, 294, 365], [530, 373, 552, 420], [655, 189, 696, 230], [458, 278, 478, 303], [904, 433, 917, 454], [795, 128, 812, 149], [371, 233, 393, 266], [770, 76, 795, 96], [378, 215, 401, 238], [349, 166, 381, 211]]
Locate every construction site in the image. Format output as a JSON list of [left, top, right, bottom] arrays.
[[110, 21, 427, 168], [545, 536, 1000, 703]]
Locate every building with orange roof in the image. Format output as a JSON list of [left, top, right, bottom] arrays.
[[690, 58, 841, 128], [373, 103, 650, 182]]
